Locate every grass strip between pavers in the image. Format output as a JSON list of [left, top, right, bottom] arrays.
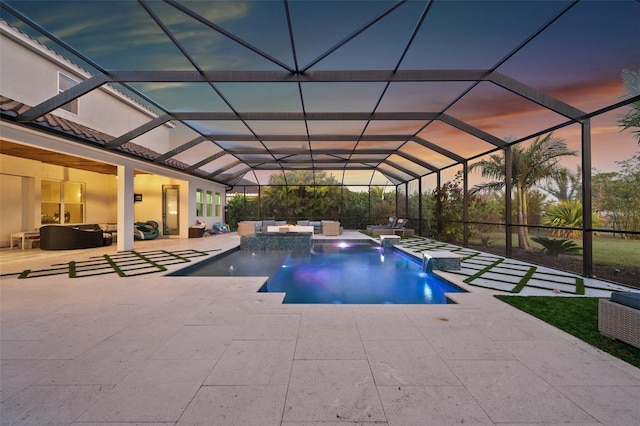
[[5, 248, 219, 280], [511, 266, 537, 293], [129, 251, 167, 275], [18, 266, 70, 279], [103, 254, 126, 277], [464, 258, 504, 284]]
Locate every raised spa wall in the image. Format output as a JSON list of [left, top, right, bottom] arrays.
[[240, 232, 312, 251]]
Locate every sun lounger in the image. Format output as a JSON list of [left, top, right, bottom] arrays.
[[366, 216, 397, 234]]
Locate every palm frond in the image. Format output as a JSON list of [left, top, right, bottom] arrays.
[[470, 181, 505, 194]]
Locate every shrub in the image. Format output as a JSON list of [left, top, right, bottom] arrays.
[[530, 236, 582, 258], [543, 199, 601, 238]]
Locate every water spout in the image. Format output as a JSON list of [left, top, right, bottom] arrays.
[[422, 253, 433, 273]]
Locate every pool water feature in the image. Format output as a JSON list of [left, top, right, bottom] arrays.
[[170, 240, 465, 304]]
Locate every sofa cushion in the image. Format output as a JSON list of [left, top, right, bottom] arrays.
[[611, 292, 640, 310], [297, 220, 310, 226]]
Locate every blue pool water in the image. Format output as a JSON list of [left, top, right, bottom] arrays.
[[170, 240, 465, 304]]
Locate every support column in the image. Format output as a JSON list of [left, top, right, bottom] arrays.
[[418, 177, 423, 237], [436, 172, 441, 238], [504, 146, 513, 258], [117, 165, 135, 251], [581, 119, 593, 277], [463, 161, 469, 247]]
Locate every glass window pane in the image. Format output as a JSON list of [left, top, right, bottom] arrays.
[[41, 180, 60, 202], [58, 73, 79, 114], [64, 182, 84, 203], [206, 191, 213, 216], [65, 204, 83, 224], [215, 192, 221, 216], [196, 189, 203, 216], [41, 203, 60, 224]]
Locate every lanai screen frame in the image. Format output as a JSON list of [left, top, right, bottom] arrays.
[[2, 1, 639, 281]]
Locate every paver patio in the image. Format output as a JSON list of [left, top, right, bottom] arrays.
[[1, 232, 639, 425]]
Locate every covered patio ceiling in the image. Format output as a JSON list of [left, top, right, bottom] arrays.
[[1, 0, 638, 187]]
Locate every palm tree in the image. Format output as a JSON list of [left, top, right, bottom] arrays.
[[542, 165, 581, 201], [618, 69, 640, 144], [470, 133, 577, 250]]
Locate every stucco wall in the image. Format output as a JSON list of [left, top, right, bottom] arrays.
[[0, 22, 227, 246], [0, 23, 170, 153]]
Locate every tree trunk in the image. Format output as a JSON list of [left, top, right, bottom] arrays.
[[516, 187, 531, 250]]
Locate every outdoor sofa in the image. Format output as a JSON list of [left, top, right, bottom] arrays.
[[237, 220, 287, 236], [599, 291, 640, 349], [40, 224, 109, 250]]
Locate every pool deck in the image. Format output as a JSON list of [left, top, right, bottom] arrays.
[[2, 231, 639, 425]]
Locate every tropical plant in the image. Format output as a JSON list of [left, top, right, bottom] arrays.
[[433, 172, 466, 242], [260, 170, 343, 220], [226, 193, 258, 230], [343, 189, 370, 229], [543, 199, 601, 238], [470, 133, 577, 250], [369, 186, 395, 225], [542, 165, 581, 201], [592, 153, 640, 236], [618, 69, 640, 143], [530, 236, 582, 258]]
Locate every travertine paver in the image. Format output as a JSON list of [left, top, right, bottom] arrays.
[[283, 359, 386, 422], [177, 385, 288, 426], [378, 385, 494, 425], [77, 359, 214, 423], [0, 385, 110, 426], [204, 340, 295, 385], [447, 359, 599, 423], [364, 340, 460, 386], [1, 233, 639, 425]]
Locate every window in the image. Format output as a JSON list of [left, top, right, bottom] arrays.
[[215, 192, 221, 216], [63, 181, 84, 224], [196, 189, 203, 216], [41, 179, 84, 224], [58, 72, 79, 114], [206, 191, 213, 216]]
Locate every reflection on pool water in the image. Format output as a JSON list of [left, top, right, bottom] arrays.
[[170, 240, 465, 304]]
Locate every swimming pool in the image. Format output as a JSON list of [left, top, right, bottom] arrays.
[[170, 240, 465, 304]]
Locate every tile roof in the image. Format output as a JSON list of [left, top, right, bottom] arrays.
[[0, 95, 191, 172]]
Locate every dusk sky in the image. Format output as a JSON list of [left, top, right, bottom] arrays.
[[2, 0, 639, 186]]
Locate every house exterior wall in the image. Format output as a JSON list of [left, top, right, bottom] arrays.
[[0, 22, 227, 246], [0, 22, 170, 153]]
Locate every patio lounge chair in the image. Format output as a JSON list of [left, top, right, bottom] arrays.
[[366, 216, 397, 234], [371, 218, 409, 236]]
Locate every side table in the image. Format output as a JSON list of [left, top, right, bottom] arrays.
[[10, 230, 41, 250]]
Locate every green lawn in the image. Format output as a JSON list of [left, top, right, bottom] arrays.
[[470, 231, 640, 269], [496, 295, 640, 369]]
